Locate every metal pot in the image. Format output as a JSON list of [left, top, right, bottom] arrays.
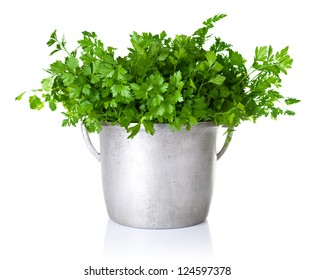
[[81, 122, 232, 229]]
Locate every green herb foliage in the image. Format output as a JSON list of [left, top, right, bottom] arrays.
[[17, 14, 299, 137]]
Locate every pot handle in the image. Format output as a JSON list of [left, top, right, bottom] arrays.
[[81, 124, 101, 162], [217, 127, 234, 160]]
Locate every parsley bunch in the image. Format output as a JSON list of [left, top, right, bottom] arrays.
[[17, 14, 299, 138]]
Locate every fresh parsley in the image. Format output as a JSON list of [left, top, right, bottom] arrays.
[[17, 14, 300, 138]]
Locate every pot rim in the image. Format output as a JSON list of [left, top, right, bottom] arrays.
[[101, 121, 219, 128]]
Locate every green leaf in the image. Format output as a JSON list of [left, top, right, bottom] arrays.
[[78, 36, 93, 51], [230, 51, 246, 66], [148, 73, 168, 93], [164, 103, 175, 114], [127, 123, 141, 139], [66, 56, 79, 71], [130, 83, 140, 92], [189, 116, 198, 125], [82, 84, 91, 94], [109, 100, 118, 108], [276, 47, 293, 74], [168, 56, 177, 66], [285, 98, 300, 105], [210, 75, 226, 85], [236, 102, 245, 112], [77, 102, 92, 116], [189, 78, 196, 90], [169, 117, 182, 131], [142, 120, 155, 135], [157, 53, 168, 61], [111, 84, 131, 98], [61, 73, 75, 85], [49, 100, 57, 111], [91, 75, 101, 84], [284, 110, 295, 116], [50, 30, 57, 40], [149, 94, 164, 107], [211, 62, 223, 72], [193, 14, 227, 46], [62, 118, 70, 127], [173, 90, 184, 102], [228, 113, 235, 125], [47, 30, 57, 46], [29, 95, 44, 110], [219, 86, 231, 98], [41, 77, 53, 92], [173, 71, 182, 83], [47, 38, 56, 47], [68, 86, 81, 99], [102, 79, 113, 88], [49, 49, 61, 56], [131, 82, 151, 99], [50, 60, 67, 74], [159, 82, 169, 93], [205, 51, 216, 68], [210, 37, 232, 52], [99, 64, 115, 78], [255, 46, 268, 61], [271, 107, 283, 119], [174, 48, 187, 60], [82, 31, 97, 38], [159, 30, 167, 39], [203, 14, 227, 28], [82, 65, 92, 75], [155, 104, 165, 116], [116, 65, 127, 80], [15, 92, 25, 101]]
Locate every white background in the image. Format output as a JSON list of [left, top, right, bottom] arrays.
[[0, 0, 313, 279]]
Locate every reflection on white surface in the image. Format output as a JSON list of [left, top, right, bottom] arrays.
[[103, 219, 213, 260]]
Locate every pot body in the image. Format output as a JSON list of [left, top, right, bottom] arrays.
[[99, 122, 218, 229]]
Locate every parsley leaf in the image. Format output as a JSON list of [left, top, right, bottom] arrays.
[[16, 15, 300, 138]]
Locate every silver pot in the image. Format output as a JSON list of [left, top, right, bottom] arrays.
[[82, 122, 232, 229]]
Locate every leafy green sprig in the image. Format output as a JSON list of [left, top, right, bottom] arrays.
[[16, 14, 300, 138]]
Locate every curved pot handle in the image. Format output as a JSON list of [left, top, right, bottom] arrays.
[[217, 127, 234, 160], [81, 124, 101, 162]]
